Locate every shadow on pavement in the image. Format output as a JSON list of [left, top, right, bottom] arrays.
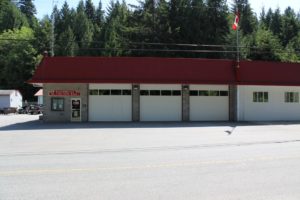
[[1, 117, 300, 131]]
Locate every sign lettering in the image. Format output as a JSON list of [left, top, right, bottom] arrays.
[[49, 90, 81, 96]]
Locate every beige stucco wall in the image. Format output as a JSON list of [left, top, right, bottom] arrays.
[[43, 83, 88, 122]]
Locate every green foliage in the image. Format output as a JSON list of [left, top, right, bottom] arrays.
[[34, 16, 52, 53], [18, 0, 37, 28], [249, 28, 283, 61], [18, 0, 36, 17], [0, 27, 38, 100], [0, 0, 28, 32], [56, 26, 77, 56], [232, 0, 258, 35], [85, 0, 96, 23], [280, 7, 299, 46], [73, 8, 93, 55], [102, 0, 130, 56]]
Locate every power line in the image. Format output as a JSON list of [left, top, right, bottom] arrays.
[[0, 38, 299, 55], [0, 38, 33, 42]]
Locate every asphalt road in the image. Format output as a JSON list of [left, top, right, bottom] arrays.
[[0, 115, 300, 200]]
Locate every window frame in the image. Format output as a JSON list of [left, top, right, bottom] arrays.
[[285, 92, 299, 103], [253, 92, 268, 103], [51, 97, 64, 111]]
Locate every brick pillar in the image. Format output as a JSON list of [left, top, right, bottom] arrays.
[[132, 84, 140, 122], [229, 84, 238, 121], [182, 85, 190, 122]]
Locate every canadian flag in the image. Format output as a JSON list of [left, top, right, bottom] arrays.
[[232, 13, 239, 30]]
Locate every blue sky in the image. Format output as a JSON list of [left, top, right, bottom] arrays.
[[35, 0, 300, 19]]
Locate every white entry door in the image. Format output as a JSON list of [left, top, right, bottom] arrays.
[[71, 98, 81, 122]]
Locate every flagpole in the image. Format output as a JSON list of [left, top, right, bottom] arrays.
[[236, 9, 240, 122], [237, 25, 239, 63], [236, 8, 239, 65]]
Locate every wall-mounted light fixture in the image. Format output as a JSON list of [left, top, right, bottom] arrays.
[[133, 85, 139, 90], [183, 85, 189, 90]]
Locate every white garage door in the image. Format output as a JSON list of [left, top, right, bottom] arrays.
[[140, 84, 182, 121], [89, 84, 132, 121], [190, 85, 229, 121]]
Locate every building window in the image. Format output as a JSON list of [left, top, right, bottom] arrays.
[[99, 90, 110, 95], [285, 92, 299, 103], [199, 90, 209, 96], [111, 89, 122, 95], [51, 98, 64, 111], [122, 90, 132, 95], [220, 91, 229, 96], [209, 91, 220, 96], [89, 89, 98, 95], [140, 90, 149, 96], [190, 90, 198, 96], [253, 92, 268, 103], [172, 90, 181, 96], [161, 90, 172, 96], [150, 90, 161, 96]]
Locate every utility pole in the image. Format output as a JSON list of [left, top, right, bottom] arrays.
[[51, 0, 59, 57]]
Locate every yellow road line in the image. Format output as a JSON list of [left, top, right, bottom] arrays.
[[1, 155, 299, 176]]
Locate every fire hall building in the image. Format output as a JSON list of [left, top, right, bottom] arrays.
[[28, 56, 300, 122]]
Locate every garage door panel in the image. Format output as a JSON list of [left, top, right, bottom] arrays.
[[90, 84, 131, 90], [190, 97, 228, 121], [140, 84, 181, 90], [140, 84, 182, 121], [190, 85, 229, 121], [190, 84, 228, 91], [140, 97, 181, 121], [89, 84, 132, 121], [89, 96, 131, 121]]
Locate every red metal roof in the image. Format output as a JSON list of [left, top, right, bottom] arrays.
[[28, 57, 300, 86], [238, 61, 300, 86], [29, 57, 236, 84]]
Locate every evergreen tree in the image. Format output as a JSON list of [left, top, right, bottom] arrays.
[[34, 16, 52, 54], [188, 0, 206, 44], [0, 0, 28, 32], [250, 28, 283, 61], [85, 0, 96, 23], [77, 0, 85, 13], [18, 0, 37, 28], [168, 0, 191, 43], [263, 8, 273, 28], [18, 0, 36, 18], [205, 0, 229, 57], [95, 1, 105, 27], [74, 3, 93, 55], [91, 1, 105, 56], [60, 1, 74, 32], [269, 8, 282, 36], [155, 0, 171, 42], [56, 26, 76, 56], [281, 7, 299, 46], [232, 0, 257, 35], [103, 0, 130, 56]]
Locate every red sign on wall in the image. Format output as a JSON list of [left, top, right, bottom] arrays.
[[48, 90, 81, 96]]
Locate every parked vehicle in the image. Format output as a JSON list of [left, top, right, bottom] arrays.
[[17, 106, 29, 114], [28, 104, 43, 115], [0, 107, 17, 114]]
